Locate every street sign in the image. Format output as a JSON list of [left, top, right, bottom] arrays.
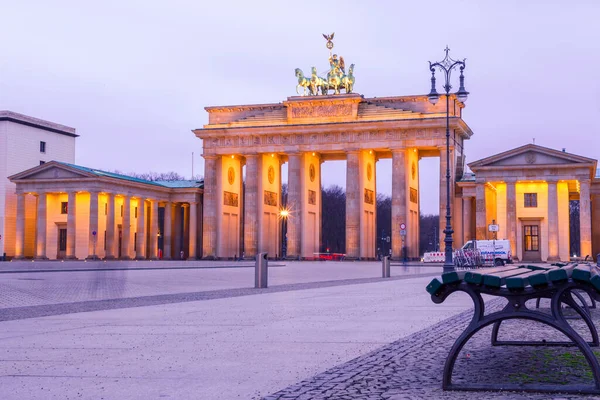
[[488, 224, 499, 232], [400, 223, 406, 230], [400, 230, 407, 236]]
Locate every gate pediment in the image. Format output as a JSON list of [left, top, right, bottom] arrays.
[[283, 94, 362, 122], [469, 144, 596, 169]]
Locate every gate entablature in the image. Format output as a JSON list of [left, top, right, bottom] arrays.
[[196, 94, 472, 157]]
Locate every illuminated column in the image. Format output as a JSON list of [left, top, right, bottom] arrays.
[[66, 191, 77, 259], [135, 198, 146, 259], [202, 155, 217, 258], [462, 196, 473, 243], [189, 201, 198, 259], [391, 149, 407, 259], [105, 193, 115, 259], [87, 191, 99, 259], [547, 181, 559, 261], [475, 182, 487, 240], [346, 151, 360, 259], [35, 192, 48, 259], [580, 180, 592, 258], [121, 195, 131, 260], [163, 202, 172, 259], [287, 153, 302, 258], [149, 200, 159, 259], [244, 154, 258, 258], [506, 181, 518, 261], [14, 193, 26, 259]]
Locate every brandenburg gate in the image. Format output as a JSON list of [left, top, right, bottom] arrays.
[[194, 36, 474, 260]]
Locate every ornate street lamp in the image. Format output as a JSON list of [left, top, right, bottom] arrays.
[[427, 46, 469, 270]]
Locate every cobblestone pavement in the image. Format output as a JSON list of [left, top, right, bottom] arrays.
[[0, 272, 439, 321], [263, 298, 600, 400]]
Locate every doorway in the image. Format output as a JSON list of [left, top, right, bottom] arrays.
[[522, 223, 541, 262], [57, 226, 67, 259]]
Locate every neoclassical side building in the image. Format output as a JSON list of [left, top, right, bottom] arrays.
[[458, 144, 599, 262], [8, 161, 202, 260]]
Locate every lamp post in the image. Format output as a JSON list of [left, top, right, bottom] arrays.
[[279, 208, 289, 259], [427, 46, 469, 271]]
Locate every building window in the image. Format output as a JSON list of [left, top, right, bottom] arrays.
[[135, 206, 138, 218], [104, 231, 107, 250], [40, 161, 45, 165], [524, 193, 537, 208], [61, 202, 68, 214], [524, 225, 539, 251], [134, 232, 137, 251], [121, 204, 123, 217], [40, 141, 46, 153], [105, 203, 108, 216]]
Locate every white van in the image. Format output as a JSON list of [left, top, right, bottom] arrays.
[[461, 240, 513, 266]]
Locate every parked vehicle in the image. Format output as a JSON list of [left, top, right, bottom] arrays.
[[461, 240, 512, 266]]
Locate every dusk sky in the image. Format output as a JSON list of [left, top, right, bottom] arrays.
[[2, 0, 599, 214]]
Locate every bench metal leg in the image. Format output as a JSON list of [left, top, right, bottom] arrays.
[[491, 291, 599, 347], [444, 287, 600, 394]]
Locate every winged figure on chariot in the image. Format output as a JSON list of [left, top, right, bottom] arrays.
[[295, 33, 355, 96]]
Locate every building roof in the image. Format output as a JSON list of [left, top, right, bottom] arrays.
[[56, 162, 203, 189], [0, 110, 78, 137]]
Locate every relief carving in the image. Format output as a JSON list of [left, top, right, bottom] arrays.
[[410, 187, 418, 204], [223, 191, 239, 207], [264, 190, 278, 207], [308, 189, 316, 205], [290, 104, 352, 118], [364, 188, 374, 205]]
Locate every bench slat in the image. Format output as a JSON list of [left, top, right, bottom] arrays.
[[426, 278, 443, 296], [465, 266, 521, 285], [548, 264, 576, 283], [484, 269, 533, 288], [442, 271, 468, 284], [505, 269, 551, 290], [572, 265, 592, 283]]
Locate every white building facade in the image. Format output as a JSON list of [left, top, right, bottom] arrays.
[[0, 111, 76, 258]]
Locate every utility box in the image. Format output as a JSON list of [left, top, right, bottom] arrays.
[[255, 252, 268, 288]]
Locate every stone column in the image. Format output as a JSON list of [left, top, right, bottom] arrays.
[[121, 195, 131, 260], [287, 153, 302, 259], [506, 181, 518, 261], [163, 202, 172, 259], [346, 151, 360, 259], [547, 181, 559, 261], [135, 198, 146, 259], [105, 193, 115, 259], [66, 191, 77, 259], [244, 154, 259, 258], [202, 156, 217, 258], [391, 149, 407, 259], [189, 201, 198, 259], [580, 180, 592, 258], [462, 196, 473, 243], [14, 193, 26, 259], [35, 192, 48, 259], [475, 183, 487, 240], [87, 191, 99, 259], [146, 200, 157, 259]]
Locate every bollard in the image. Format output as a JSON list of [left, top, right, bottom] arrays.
[[255, 252, 268, 288], [382, 256, 391, 278]]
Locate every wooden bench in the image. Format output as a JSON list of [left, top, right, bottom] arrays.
[[426, 264, 600, 394]]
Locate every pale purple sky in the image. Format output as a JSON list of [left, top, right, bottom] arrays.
[[1, 0, 599, 214]]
